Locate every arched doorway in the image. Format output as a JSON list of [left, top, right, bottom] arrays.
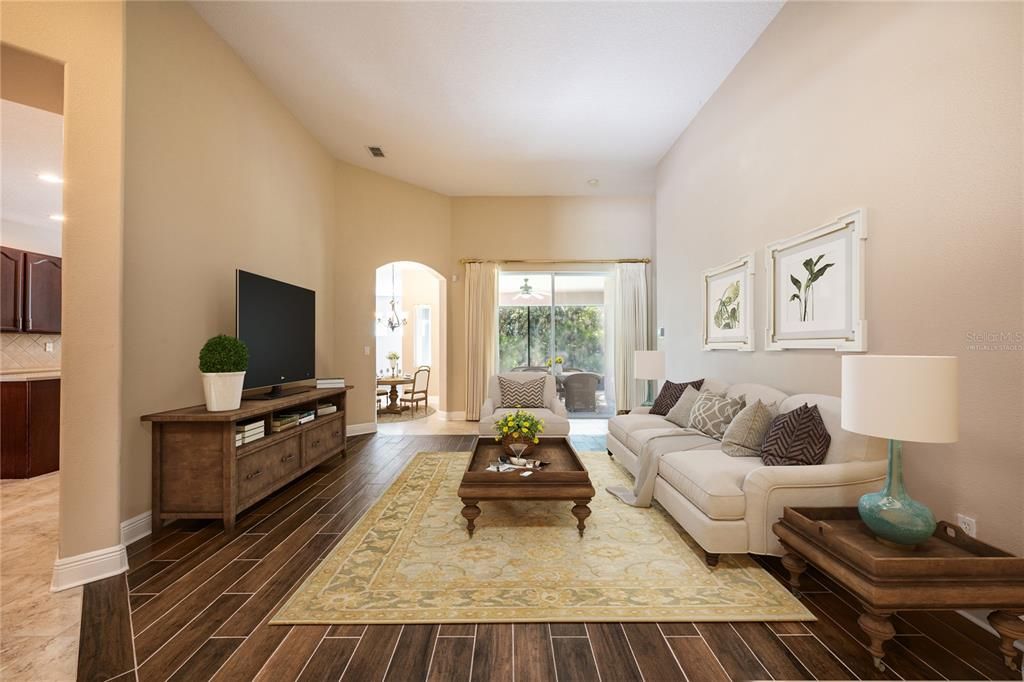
[[374, 261, 447, 431]]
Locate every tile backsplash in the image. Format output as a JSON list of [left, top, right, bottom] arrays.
[[1, 333, 62, 371]]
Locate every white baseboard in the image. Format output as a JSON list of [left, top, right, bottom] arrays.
[[120, 511, 152, 546], [438, 410, 466, 421], [51, 543, 128, 592], [348, 422, 378, 436], [959, 609, 1024, 653]]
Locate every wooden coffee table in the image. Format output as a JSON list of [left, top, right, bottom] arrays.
[[458, 437, 596, 537]]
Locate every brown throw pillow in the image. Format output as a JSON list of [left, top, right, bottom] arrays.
[[759, 403, 831, 466], [650, 379, 704, 416]]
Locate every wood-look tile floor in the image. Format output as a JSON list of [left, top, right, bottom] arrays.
[[80, 434, 1022, 681]]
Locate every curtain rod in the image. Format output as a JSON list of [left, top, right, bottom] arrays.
[[459, 257, 650, 265]]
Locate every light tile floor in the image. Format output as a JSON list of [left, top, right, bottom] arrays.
[[0, 473, 80, 681]]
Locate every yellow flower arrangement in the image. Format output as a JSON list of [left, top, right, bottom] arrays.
[[493, 409, 545, 444]]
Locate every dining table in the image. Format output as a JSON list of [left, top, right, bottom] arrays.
[[377, 375, 414, 414]]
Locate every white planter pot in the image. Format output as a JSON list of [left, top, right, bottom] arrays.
[[202, 371, 246, 412]]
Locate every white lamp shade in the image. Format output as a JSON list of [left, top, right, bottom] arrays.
[[842, 355, 959, 443], [634, 350, 665, 380]]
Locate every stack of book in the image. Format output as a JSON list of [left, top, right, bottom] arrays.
[[271, 413, 300, 433], [235, 419, 265, 447], [316, 401, 337, 417], [316, 377, 345, 389], [272, 409, 316, 433]]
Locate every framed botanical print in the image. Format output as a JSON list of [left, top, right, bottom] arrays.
[[765, 208, 867, 351], [702, 253, 755, 351]]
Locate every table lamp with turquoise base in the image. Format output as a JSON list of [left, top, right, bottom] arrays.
[[842, 355, 958, 548]]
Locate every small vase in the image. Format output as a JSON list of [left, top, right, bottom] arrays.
[[858, 439, 937, 547], [553, 362, 563, 376], [501, 434, 535, 457]]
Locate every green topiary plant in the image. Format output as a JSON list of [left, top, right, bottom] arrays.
[[199, 335, 249, 373]]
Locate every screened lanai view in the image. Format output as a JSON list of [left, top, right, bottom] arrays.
[[498, 272, 615, 417]]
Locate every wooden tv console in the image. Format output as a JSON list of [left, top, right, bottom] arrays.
[[141, 386, 351, 536]]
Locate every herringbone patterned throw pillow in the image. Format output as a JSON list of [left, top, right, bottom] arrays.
[[650, 379, 704, 416], [498, 376, 546, 408], [689, 392, 745, 440], [759, 403, 831, 466], [722, 400, 778, 457]]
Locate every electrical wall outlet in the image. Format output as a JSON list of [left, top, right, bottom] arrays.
[[956, 513, 977, 538], [45, 341, 54, 352]]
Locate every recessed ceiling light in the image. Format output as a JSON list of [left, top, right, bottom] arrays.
[[49, 214, 65, 222], [587, 178, 600, 187], [37, 172, 63, 184]]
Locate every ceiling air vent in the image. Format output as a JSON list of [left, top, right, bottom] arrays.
[[366, 146, 386, 158]]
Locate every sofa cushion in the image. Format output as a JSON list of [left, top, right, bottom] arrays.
[[665, 386, 702, 428], [626, 429, 716, 456], [650, 379, 704, 415], [658, 450, 763, 521], [725, 383, 789, 406], [760, 404, 831, 466], [780, 393, 883, 464], [722, 400, 778, 457], [689, 392, 745, 440], [607, 413, 673, 446], [479, 408, 570, 436], [498, 376, 545, 408], [488, 373, 556, 409]]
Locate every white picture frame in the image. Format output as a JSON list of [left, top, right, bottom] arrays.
[[702, 253, 755, 351], [764, 208, 867, 351]]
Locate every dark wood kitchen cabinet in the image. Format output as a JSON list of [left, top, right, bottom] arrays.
[[24, 252, 61, 333], [1, 246, 24, 331], [1, 378, 61, 478]]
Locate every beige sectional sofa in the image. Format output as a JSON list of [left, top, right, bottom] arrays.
[[606, 378, 887, 563]]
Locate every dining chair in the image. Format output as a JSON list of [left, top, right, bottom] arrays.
[[563, 372, 600, 413], [400, 366, 430, 416]]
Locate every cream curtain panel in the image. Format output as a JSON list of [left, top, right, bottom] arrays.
[[613, 262, 649, 412], [464, 262, 499, 421]]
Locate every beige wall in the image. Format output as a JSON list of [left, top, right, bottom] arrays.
[[2, 1, 126, 558], [656, 2, 1023, 552], [400, 266, 442, 399], [334, 163, 452, 426], [448, 197, 654, 412], [121, 2, 337, 520]]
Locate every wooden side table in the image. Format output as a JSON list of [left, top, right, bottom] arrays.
[[773, 507, 1024, 673]]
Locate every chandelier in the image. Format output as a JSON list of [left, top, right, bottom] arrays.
[[377, 264, 408, 332]]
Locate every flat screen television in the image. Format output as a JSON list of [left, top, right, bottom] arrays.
[[236, 270, 315, 398]]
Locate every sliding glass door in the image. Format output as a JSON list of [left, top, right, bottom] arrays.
[[498, 272, 614, 417]]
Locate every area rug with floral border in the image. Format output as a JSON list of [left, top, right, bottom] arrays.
[[272, 451, 813, 624]]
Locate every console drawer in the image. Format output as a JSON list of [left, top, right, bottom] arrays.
[[303, 417, 345, 466], [237, 436, 301, 502]]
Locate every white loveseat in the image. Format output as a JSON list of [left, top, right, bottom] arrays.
[[607, 378, 887, 563], [479, 372, 571, 436]]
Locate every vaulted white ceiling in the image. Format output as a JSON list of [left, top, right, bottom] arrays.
[[192, 2, 781, 196]]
